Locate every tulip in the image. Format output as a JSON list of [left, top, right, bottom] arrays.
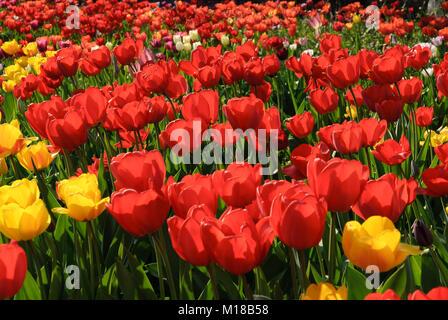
[[364, 289, 401, 300], [52, 173, 110, 222], [437, 71, 448, 99], [67, 87, 107, 127], [307, 157, 369, 212], [344, 84, 365, 106], [113, 38, 138, 65], [223, 95, 265, 131], [371, 135, 411, 166], [17, 141, 58, 171], [0, 119, 33, 158], [331, 120, 364, 155], [413, 220, 433, 247], [420, 164, 448, 197], [352, 173, 417, 222], [301, 283, 347, 300], [408, 287, 448, 300], [167, 205, 213, 266], [167, 174, 217, 219], [244, 58, 265, 86], [359, 118, 387, 148], [370, 55, 404, 85], [0, 179, 50, 241], [326, 55, 360, 89], [182, 89, 219, 124], [309, 87, 339, 115], [319, 34, 341, 54], [137, 62, 169, 95], [213, 162, 262, 208], [435, 143, 448, 164], [110, 150, 166, 192], [270, 182, 328, 249], [283, 142, 331, 179], [1, 39, 21, 56], [256, 180, 295, 217], [262, 54, 280, 76], [0, 241, 27, 299], [342, 216, 423, 272], [159, 118, 206, 156], [250, 81, 273, 103], [106, 186, 169, 237], [285, 112, 315, 139], [200, 208, 274, 275], [412, 106, 433, 127], [395, 77, 422, 104]]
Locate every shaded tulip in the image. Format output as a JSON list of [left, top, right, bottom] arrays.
[[370, 55, 404, 84], [17, 141, 58, 171], [106, 185, 169, 237], [52, 174, 110, 221], [342, 216, 422, 272], [309, 87, 339, 115], [344, 84, 365, 106], [110, 150, 166, 192], [301, 283, 347, 300], [435, 143, 448, 164], [250, 81, 272, 103], [331, 120, 364, 155], [167, 174, 217, 219], [307, 157, 369, 212], [413, 220, 433, 247], [285, 112, 314, 139], [244, 57, 265, 86], [167, 204, 213, 266], [420, 164, 448, 197], [371, 135, 411, 166], [262, 54, 280, 76], [200, 208, 274, 275], [284, 142, 331, 180], [68, 87, 107, 127], [0, 179, 50, 241], [46, 109, 88, 153], [270, 182, 328, 249], [0, 241, 27, 300], [352, 173, 417, 222], [0, 120, 33, 158], [213, 162, 262, 208], [223, 95, 265, 131], [437, 71, 448, 99], [412, 106, 433, 127]]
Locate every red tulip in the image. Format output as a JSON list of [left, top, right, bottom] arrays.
[[196, 65, 221, 89], [244, 57, 265, 86], [0, 241, 27, 300], [46, 109, 89, 153], [159, 118, 206, 156], [352, 173, 417, 222], [408, 287, 448, 300], [110, 150, 166, 192], [283, 142, 331, 180], [307, 157, 369, 212], [262, 54, 280, 76], [136, 61, 169, 95], [371, 135, 411, 166], [56, 46, 81, 77], [270, 182, 328, 249], [106, 186, 170, 237], [412, 106, 433, 127], [420, 164, 448, 197], [147, 96, 168, 123], [319, 34, 341, 54], [285, 112, 315, 139], [317, 123, 343, 150], [359, 118, 388, 148], [113, 38, 138, 65], [220, 51, 245, 85], [364, 289, 401, 300], [309, 87, 339, 115], [285, 52, 314, 79], [256, 180, 296, 217], [167, 174, 217, 219], [168, 204, 213, 266], [250, 81, 273, 103], [404, 45, 431, 70], [331, 120, 364, 155], [358, 49, 379, 79], [182, 89, 219, 124], [213, 162, 262, 208], [223, 95, 265, 131], [370, 55, 404, 84], [395, 77, 422, 104], [200, 208, 274, 275], [362, 84, 404, 122], [435, 143, 448, 164], [115, 99, 151, 131], [67, 87, 107, 127], [344, 84, 365, 106], [326, 55, 360, 89], [437, 71, 448, 99]]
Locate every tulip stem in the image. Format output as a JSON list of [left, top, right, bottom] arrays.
[[349, 86, 360, 123], [153, 231, 178, 300], [8, 156, 19, 179], [429, 246, 448, 286], [151, 235, 165, 299], [62, 149, 75, 176], [86, 221, 97, 299], [241, 274, 254, 300], [87, 221, 103, 275], [27, 240, 47, 300], [288, 246, 299, 299], [328, 211, 337, 284], [206, 264, 220, 300], [164, 94, 177, 119], [299, 250, 310, 289]]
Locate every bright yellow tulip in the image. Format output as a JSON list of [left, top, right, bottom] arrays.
[[0, 120, 34, 158], [0, 157, 7, 175], [52, 173, 110, 222], [17, 141, 59, 171], [0, 179, 50, 241], [1, 40, 21, 56], [22, 42, 38, 57], [301, 283, 348, 300], [342, 216, 423, 272], [2, 79, 16, 92]]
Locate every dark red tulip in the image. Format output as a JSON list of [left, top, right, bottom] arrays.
[[352, 173, 417, 222], [250, 80, 272, 103], [270, 182, 328, 249], [371, 135, 411, 166], [307, 157, 369, 212], [147, 96, 168, 124]]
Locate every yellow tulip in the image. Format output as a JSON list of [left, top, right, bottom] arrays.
[[353, 14, 361, 24], [45, 50, 57, 58], [15, 57, 29, 68], [52, 173, 110, 222], [346, 23, 353, 30], [0, 179, 50, 241], [17, 141, 59, 171], [28, 55, 47, 74], [344, 105, 358, 119], [0, 157, 7, 175], [301, 283, 348, 300], [1, 80, 16, 92], [342, 216, 423, 272], [22, 42, 38, 57], [0, 120, 34, 158], [1, 40, 21, 56]]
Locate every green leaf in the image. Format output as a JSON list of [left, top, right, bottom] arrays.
[[346, 265, 371, 300], [14, 271, 42, 300], [115, 258, 137, 300], [54, 214, 69, 242], [409, 255, 422, 288], [378, 265, 407, 299], [197, 280, 213, 300], [48, 265, 63, 300], [124, 246, 158, 300]]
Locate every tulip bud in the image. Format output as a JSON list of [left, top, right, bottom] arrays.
[[411, 160, 420, 178], [182, 35, 191, 44], [189, 30, 200, 42], [192, 42, 201, 51], [413, 220, 433, 247], [173, 34, 181, 44], [105, 42, 113, 50], [183, 42, 192, 52], [220, 34, 230, 46], [175, 41, 184, 52]]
